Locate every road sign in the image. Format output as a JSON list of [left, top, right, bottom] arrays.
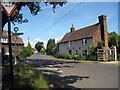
[[12, 33, 23, 36], [1, 1, 20, 16]]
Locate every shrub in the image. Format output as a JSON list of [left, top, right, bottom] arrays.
[[72, 54, 83, 60], [55, 53, 72, 60], [76, 54, 83, 60], [117, 54, 120, 61], [85, 55, 96, 61]]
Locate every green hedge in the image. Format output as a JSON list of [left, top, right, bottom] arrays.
[[55, 53, 72, 60], [117, 54, 120, 61], [72, 54, 83, 60]]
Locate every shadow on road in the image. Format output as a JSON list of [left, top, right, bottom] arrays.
[[18, 56, 90, 88]]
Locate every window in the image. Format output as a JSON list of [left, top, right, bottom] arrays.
[[69, 41, 72, 46], [82, 39, 87, 44], [82, 50, 87, 56], [69, 50, 72, 55], [76, 50, 78, 55]]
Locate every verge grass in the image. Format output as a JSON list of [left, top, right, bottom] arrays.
[[2, 64, 51, 89], [45, 54, 100, 63]]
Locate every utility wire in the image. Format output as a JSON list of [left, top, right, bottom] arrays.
[[35, 0, 85, 38]]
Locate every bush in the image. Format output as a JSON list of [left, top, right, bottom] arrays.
[[117, 54, 120, 61], [72, 54, 83, 60], [85, 55, 96, 61], [55, 53, 72, 60]]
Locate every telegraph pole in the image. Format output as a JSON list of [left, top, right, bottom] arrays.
[[8, 16, 14, 83]]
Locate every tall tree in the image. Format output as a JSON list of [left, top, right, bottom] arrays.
[[2, 2, 67, 29], [46, 38, 56, 55], [26, 42, 33, 56], [35, 42, 44, 52], [108, 31, 118, 48]]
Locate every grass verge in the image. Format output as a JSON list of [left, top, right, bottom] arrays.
[[44, 54, 100, 63], [2, 64, 52, 89]]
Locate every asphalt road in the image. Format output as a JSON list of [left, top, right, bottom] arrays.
[[19, 53, 119, 88]]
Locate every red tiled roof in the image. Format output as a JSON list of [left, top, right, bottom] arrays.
[[2, 30, 24, 45], [59, 23, 100, 43]]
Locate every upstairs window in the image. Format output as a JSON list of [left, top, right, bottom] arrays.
[[82, 39, 87, 44], [69, 41, 72, 46]]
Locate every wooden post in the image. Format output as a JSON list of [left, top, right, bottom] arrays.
[[8, 16, 14, 83]]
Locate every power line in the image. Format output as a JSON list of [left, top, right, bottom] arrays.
[[35, 1, 85, 37]]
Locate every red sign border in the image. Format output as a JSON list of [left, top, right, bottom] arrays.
[[1, 1, 20, 16]]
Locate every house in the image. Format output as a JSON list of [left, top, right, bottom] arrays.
[[58, 15, 109, 56], [1, 30, 24, 56]]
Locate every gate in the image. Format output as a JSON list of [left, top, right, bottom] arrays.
[[97, 46, 116, 61]]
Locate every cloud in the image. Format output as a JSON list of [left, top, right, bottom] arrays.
[[55, 37, 62, 43]]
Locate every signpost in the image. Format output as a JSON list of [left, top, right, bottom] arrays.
[[1, 0, 20, 83], [13, 27, 23, 65]]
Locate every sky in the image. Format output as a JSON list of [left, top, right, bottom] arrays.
[[3, 2, 118, 48]]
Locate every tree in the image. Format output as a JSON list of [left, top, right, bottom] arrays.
[[35, 42, 44, 52], [46, 38, 56, 55], [40, 48, 45, 53], [2, 2, 67, 29], [27, 42, 33, 55], [108, 32, 118, 47]]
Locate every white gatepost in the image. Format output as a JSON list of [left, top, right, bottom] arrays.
[[114, 46, 117, 61]]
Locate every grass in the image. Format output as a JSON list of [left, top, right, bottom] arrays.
[[2, 64, 52, 89], [45, 54, 100, 63]]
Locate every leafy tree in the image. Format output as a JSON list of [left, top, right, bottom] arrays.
[[108, 32, 118, 47], [27, 42, 33, 55], [40, 48, 45, 53], [35, 42, 44, 52], [46, 38, 56, 55], [2, 2, 66, 29]]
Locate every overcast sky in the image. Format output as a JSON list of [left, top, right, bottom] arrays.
[[3, 2, 118, 48]]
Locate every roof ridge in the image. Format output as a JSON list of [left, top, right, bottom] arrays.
[[73, 23, 99, 32]]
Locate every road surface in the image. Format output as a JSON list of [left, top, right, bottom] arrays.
[[19, 53, 119, 88]]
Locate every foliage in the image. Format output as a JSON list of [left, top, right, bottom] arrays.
[[72, 54, 83, 60], [17, 43, 33, 60], [85, 55, 96, 61], [108, 32, 118, 47], [108, 32, 120, 54], [2, 64, 50, 89], [27, 42, 33, 55], [2, 2, 67, 28], [87, 44, 97, 61], [35, 42, 44, 52], [117, 54, 120, 61], [55, 53, 72, 60], [40, 48, 45, 53], [97, 41, 104, 49], [88, 44, 96, 55], [46, 39, 56, 55]]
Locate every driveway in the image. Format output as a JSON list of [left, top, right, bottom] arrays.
[[19, 54, 119, 88]]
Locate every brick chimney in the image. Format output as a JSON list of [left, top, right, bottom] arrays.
[[98, 15, 109, 49], [70, 24, 75, 32]]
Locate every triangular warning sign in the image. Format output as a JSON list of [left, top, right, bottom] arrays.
[[1, 1, 20, 16]]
